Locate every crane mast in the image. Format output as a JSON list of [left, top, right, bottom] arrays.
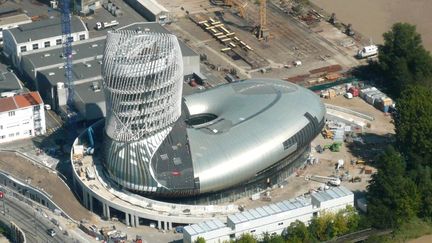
[[60, 0, 75, 120]]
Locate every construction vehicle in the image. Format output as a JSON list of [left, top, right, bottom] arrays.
[[322, 128, 334, 139], [324, 142, 342, 152], [356, 159, 365, 165], [95, 20, 119, 30], [307, 175, 341, 187]]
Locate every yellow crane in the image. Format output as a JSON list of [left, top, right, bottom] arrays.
[[224, 0, 248, 18], [256, 0, 269, 40]]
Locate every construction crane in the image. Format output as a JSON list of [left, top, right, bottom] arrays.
[[256, 0, 268, 40], [60, 0, 75, 125], [224, 0, 248, 18]]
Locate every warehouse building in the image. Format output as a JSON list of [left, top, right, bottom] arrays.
[[124, 0, 170, 23], [0, 13, 32, 45], [183, 187, 354, 243], [0, 67, 24, 96], [2, 16, 88, 68]]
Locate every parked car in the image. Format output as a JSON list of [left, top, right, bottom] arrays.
[[47, 228, 56, 237]]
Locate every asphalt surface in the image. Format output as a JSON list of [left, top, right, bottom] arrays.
[[0, 196, 71, 243]]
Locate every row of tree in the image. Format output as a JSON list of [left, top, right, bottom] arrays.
[[367, 23, 432, 230]]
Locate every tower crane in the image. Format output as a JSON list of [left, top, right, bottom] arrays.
[[59, 0, 76, 126], [224, 0, 248, 18], [256, 0, 269, 40]]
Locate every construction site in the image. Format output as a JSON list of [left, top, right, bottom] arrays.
[[160, 0, 363, 88], [0, 0, 398, 242]]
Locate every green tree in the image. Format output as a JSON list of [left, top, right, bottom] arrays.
[[395, 85, 432, 164], [410, 165, 432, 220], [367, 146, 420, 228], [308, 212, 335, 241], [262, 233, 285, 243], [285, 220, 313, 243], [378, 23, 432, 97], [194, 236, 206, 243], [236, 233, 257, 243]]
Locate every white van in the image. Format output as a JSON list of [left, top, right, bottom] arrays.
[[357, 45, 378, 59]]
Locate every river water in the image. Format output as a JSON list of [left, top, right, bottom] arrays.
[[311, 0, 432, 51]]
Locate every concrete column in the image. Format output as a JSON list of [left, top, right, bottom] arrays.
[[83, 190, 88, 208], [103, 204, 110, 219], [133, 215, 138, 227], [89, 195, 93, 212], [168, 222, 172, 230], [164, 221, 167, 230], [125, 213, 130, 226], [158, 220, 161, 229], [106, 205, 110, 219]]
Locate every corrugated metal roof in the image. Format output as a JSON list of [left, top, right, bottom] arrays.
[[184, 219, 228, 236], [311, 186, 353, 203], [227, 196, 312, 225]]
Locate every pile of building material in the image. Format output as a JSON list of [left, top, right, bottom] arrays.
[[360, 87, 393, 112]]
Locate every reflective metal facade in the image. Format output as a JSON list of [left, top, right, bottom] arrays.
[[101, 30, 183, 192]]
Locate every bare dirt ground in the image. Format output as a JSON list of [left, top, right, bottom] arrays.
[[234, 95, 394, 209], [410, 235, 432, 243], [311, 0, 432, 51], [0, 152, 95, 222]]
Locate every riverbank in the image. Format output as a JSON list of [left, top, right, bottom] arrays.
[[310, 0, 432, 51]]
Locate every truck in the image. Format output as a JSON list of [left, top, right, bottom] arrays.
[[95, 20, 119, 30], [357, 45, 378, 59]]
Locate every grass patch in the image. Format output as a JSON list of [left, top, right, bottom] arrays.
[[367, 218, 432, 243]]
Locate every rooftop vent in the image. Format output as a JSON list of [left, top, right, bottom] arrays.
[[44, 53, 51, 57], [48, 72, 55, 76], [91, 44, 98, 48], [91, 82, 101, 92], [85, 63, 92, 68]]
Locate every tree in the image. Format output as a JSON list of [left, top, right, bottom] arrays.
[[395, 85, 432, 165], [367, 146, 420, 228], [378, 23, 432, 97], [308, 212, 335, 241], [284, 220, 313, 243], [194, 237, 206, 243], [236, 234, 257, 243], [410, 165, 432, 220]]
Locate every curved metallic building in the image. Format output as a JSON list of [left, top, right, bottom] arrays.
[[100, 31, 325, 197], [101, 30, 184, 192]]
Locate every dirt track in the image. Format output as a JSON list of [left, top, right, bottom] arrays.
[[311, 0, 432, 51]]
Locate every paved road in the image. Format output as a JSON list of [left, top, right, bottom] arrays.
[[0, 196, 72, 243]]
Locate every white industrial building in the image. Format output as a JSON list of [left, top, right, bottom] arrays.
[[183, 187, 354, 243], [124, 0, 170, 23], [0, 92, 46, 144], [2, 16, 88, 68]]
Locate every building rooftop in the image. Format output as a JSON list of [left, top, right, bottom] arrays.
[[0, 91, 42, 112], [228, 196, 311, 225], [119, 22, 197, 57], [0, 70, 23, 93], [132, 0, 168, 15], [21, 37, 106, 70], [39, 59, 102, 87], [74, 80, 105, 105], [311, 186, 353, 203], [0, 13, 31, 28], [7, 16, 87, 44], [184, 219, 228, 237]]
